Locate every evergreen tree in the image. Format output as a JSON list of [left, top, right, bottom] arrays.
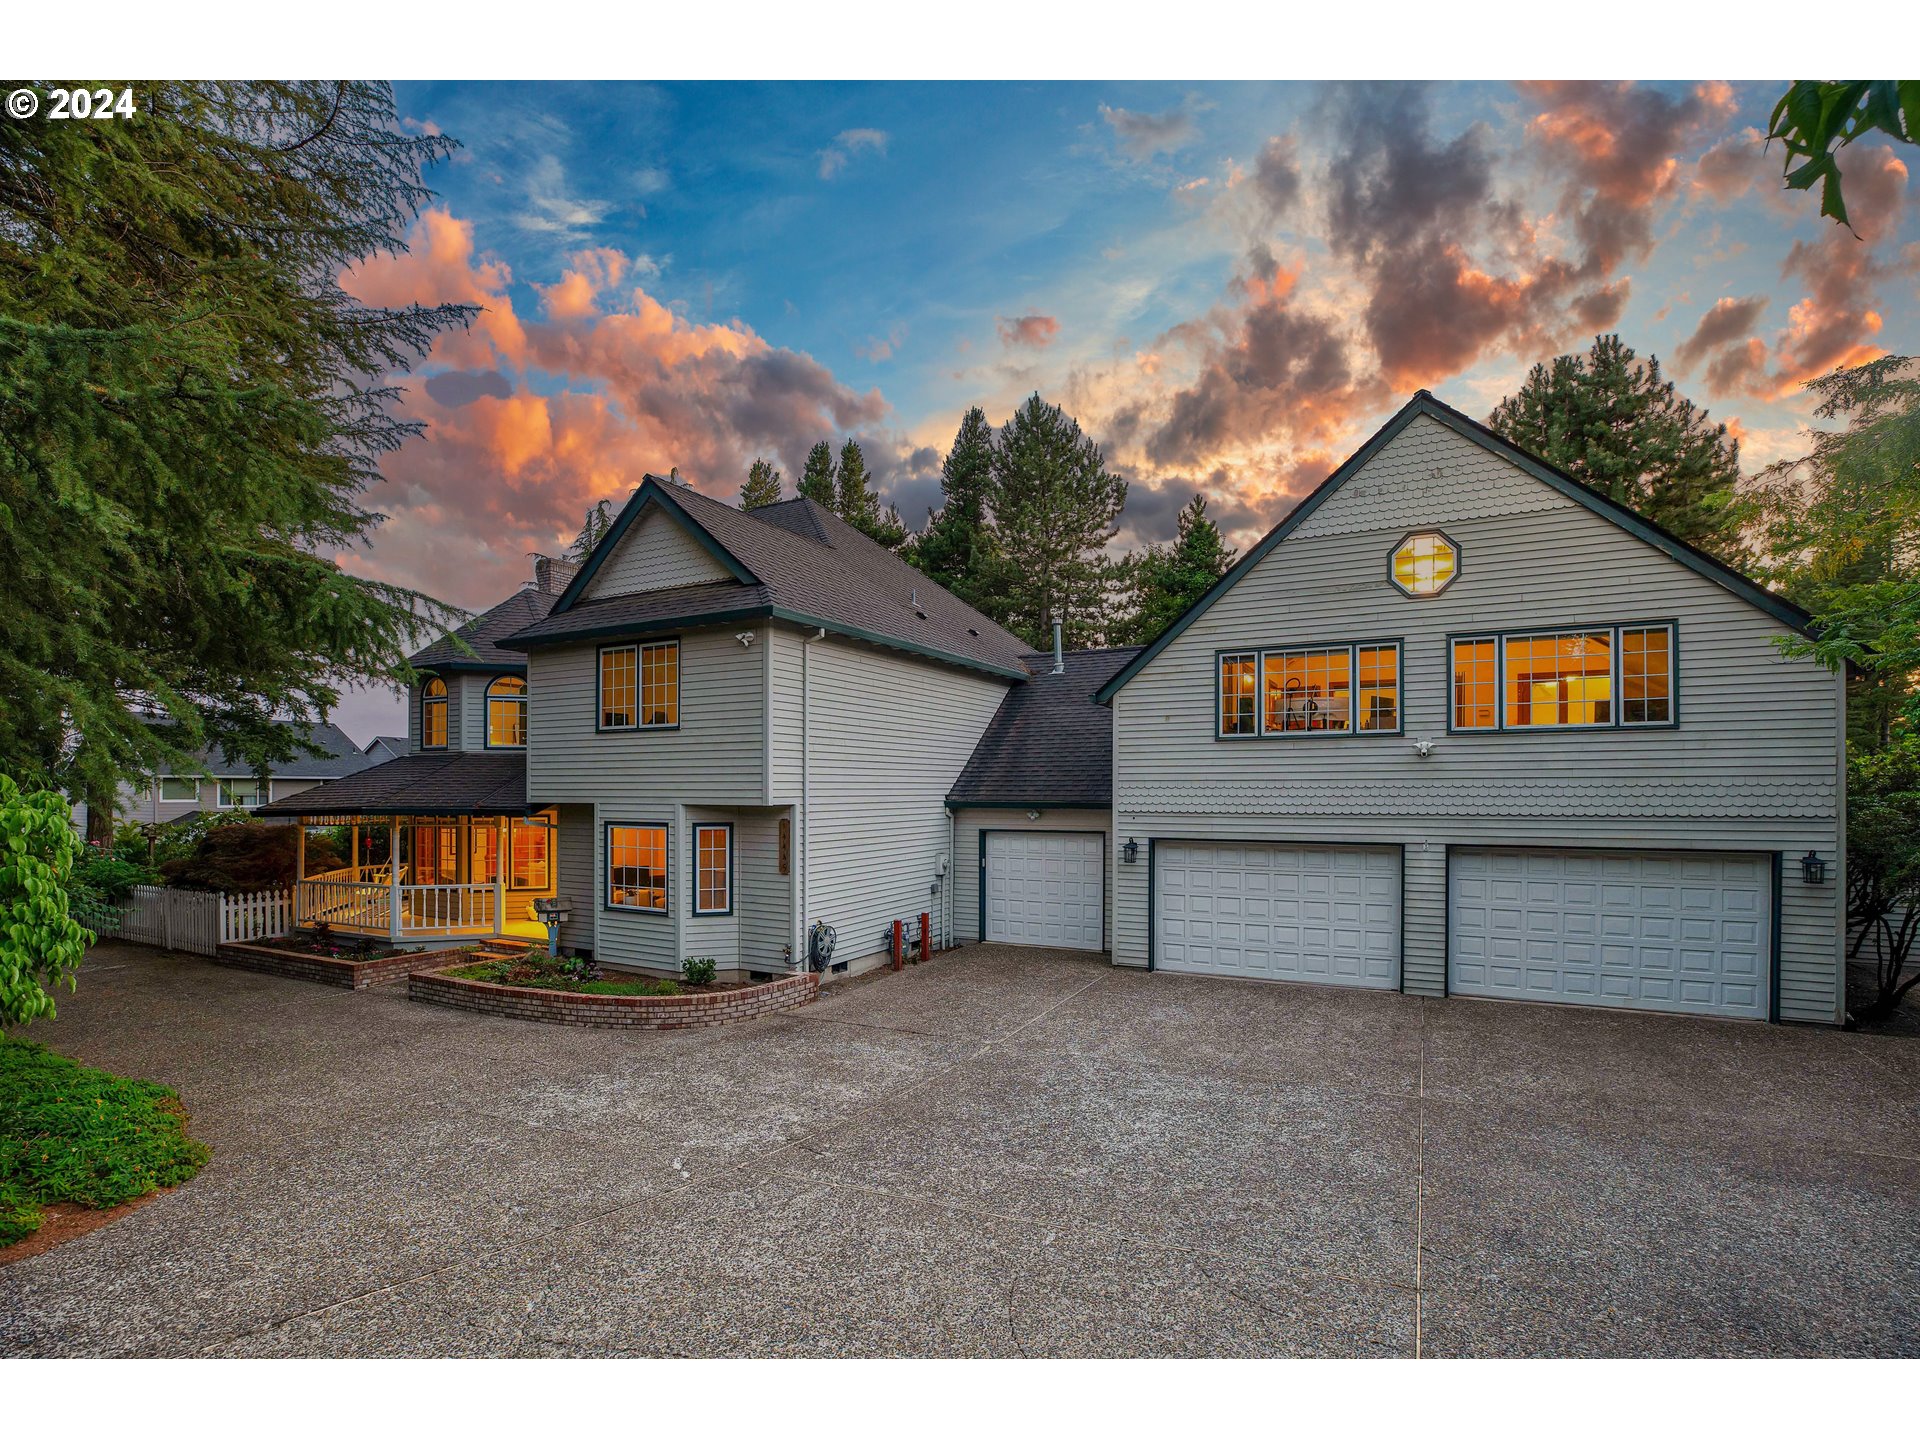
[[835, 439, 881, 530], [567, 499, 617, 561], [1114, 495, 1236, 645], [1488, 334, 1749, 563], [741, 457, 783, 509], [798, 442, 837, 507], [0, 82, 468, 829], [915, 407, 999, 605], [989, 393, 1129, 649]]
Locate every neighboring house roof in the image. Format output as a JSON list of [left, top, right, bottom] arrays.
[[367, 735, 408, 755], [254, 753, 533, 818], [502, 478, 1034, 680], [948, 648, 1141, 808], [1095, 389, 1816, 705], [151, 720, 373, 781], [409, 586, 559, 673]]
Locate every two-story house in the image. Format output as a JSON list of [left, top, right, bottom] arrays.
[[78, 719, 375, 831], [262, 391, 1847, 1024]]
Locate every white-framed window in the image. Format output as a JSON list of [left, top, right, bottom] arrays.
[[218, 778, 265, 809], [693, 823, 732, 916], [158, 777, 199, 802], [599, 640, 678, 730], [1219, 642, 1400, 737], [1450, 623, 1676, 732], [607, 822, 669, 912], [487, 674, 528, 748]]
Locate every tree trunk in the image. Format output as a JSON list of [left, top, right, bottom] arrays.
[[84, 789, 114, 846]]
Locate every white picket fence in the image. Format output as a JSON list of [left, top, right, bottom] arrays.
[[104, 885, 293, 957]]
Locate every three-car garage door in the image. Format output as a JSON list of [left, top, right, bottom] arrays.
[[1449, 849, 1770, 1019], [1155, 843, 1401, 987], [984, 832, 1105, 950]]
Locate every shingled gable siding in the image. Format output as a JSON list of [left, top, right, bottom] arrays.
[[793, 635, 1011, 964], [1111, 413, 1845, 1022], [951, 807, 1112, 947], [583, 504, 735, 600], [527, 626, 768, 974]]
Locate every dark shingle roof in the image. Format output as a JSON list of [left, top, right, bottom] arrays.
[[947, 648, 1140, 808], [505, 579, 773, 646], [255, 752, 532, 817], [154, 720, 373, 781], [501, 481, 1033, 679], [409, 587, 558, 671]]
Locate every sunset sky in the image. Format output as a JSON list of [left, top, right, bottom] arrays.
[[329, 78, 1917, 740]]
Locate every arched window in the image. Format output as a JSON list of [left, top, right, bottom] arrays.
[[487, 675, 528, 748], [421, 677, 447, 749]]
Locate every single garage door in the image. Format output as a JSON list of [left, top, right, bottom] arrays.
[[984, 831, 1105, 950], [1449, 849, 1770, 1019], [1155, 843, 1401, 987]]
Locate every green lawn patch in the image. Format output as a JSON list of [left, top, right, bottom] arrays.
[[0, 1038, 211, 1247]]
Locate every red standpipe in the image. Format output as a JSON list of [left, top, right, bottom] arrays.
[[919, 911, 933, 961], [891, 918, 905, 970]]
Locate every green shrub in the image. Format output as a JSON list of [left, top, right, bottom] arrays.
[[446, 957, 678, 996], [681, 956, 717, 986], [160, 821, 341, 892], [71, 849, 159, 902], [0, 775, 93, 1028], [0, 1037, 211, 1245]]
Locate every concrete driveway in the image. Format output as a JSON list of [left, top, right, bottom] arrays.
[[4, 941, 1917, 1357]]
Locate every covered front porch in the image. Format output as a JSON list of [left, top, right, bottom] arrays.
[[293, 812, 558, 944]]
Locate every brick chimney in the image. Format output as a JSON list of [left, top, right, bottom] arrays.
[[533, 554, 580, 594]]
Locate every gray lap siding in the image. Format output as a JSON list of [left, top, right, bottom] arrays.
[[1110, 415, 1845, 1023], [951, 807, 1113, 949]]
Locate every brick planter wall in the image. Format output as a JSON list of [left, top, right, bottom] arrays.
[[214, 942, 466, 991], [408, 968, 820, 1029]]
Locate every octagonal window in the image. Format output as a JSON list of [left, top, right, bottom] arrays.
[[1390, 530, 1458, 596]]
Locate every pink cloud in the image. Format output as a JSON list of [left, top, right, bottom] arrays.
[[997, 314, 1061, 349]]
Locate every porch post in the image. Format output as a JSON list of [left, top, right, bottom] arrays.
[[494, 817, 507, 937], [294, 824, 306, 925], [389, 819, 402, 941], [351, 822, 360, 881]]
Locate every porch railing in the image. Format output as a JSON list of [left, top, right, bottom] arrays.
[[400, 883, 497, 935], [297, 880, 392, 933], [293, 879, 499, 937]]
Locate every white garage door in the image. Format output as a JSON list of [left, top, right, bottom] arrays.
[[1155, 843, 1401, 988], [984, 832, 1105, 951], [1449, 849, 1770, 1019]]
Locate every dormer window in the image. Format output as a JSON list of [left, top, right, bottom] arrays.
[[1390, 530, 1459, 596], [487, 675, 528, 748], [421, 678, 447, 749]]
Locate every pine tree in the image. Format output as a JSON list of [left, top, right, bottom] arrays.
[[1114, 495, 1236, 645], [835, 439, 880, 528], [567, 499, 617, 561], [915, 407, 998, 605], [0, 81, 469, 826], [798, 442, 837, 507], [741, 457, 783, 509], [989, 393, 1129, 649], [1488, 334, 1749, 563]]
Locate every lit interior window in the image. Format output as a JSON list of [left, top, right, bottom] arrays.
[[1391, 531, 1459, 596], [1504, 631, 1612, 727], [1264, 648, 1352, 733], [1621, 626, 1673, 725], [608, 824, 668, 911], [1356, 645, 1399, 731], [1452, 639, 1498, 729], [487, 675, 528, 747], [1219, 652, 1257, 735]]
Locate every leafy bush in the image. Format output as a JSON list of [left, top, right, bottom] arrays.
[[1847, 737, 1920, 1021], [0, 775, 93, 1028], [0, 1037, 211, 1245], [160, 821, 341, 892], [71, 848, 159, 902], [681, 956, 717, 987]]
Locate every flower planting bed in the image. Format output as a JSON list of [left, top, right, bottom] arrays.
[[409, 966, 820, 1029], [213, 941, 472, 991]]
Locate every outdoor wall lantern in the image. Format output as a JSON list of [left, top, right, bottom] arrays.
[[1800, 850, 1828, 884], [1122, 837, 1139, 865]]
